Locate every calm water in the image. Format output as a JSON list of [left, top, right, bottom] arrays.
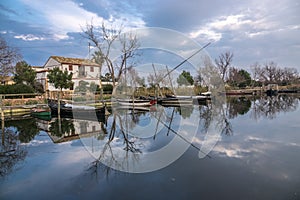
[[1, 95, 300, 200]]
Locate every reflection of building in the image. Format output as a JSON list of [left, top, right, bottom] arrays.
[[35, 118, 105, 143]]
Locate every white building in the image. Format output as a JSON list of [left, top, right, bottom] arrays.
[[34, 56, 107, 97]]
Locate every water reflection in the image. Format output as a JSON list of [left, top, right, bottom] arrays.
[[4, 118, 40, 143], [0, 128, 27, 177], [227, 97, 252, 119], [1, 94, 299, 187], [251, 94, 299, 119]]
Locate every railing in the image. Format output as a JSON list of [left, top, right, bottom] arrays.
[[0, 93, 44, 99]]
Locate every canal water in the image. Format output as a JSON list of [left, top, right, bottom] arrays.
[[1, 95, 300, 200]]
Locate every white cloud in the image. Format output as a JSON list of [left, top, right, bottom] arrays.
[[189, 14, 253, 42], [20, 0, 145, 41], [14, 34, 46, 41], [190, 28, 222, 42]]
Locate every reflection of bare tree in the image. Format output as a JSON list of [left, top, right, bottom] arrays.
[[88, 109, 145, 176], [198, 57, 232, 136], [0, 128, 27, 177], [251, 95, 299, 119], [226, 97, 252, 119]]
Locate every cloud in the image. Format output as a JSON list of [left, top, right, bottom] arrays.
[[20, 0, 103, 40], [14, 34, 46, 41], [19, 0, 145, 41]]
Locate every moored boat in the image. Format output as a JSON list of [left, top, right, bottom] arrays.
[[30, 104, 51, 117], [158, 95, 193, 106], [116, 98, 156, 107], [47, 99, 108, 121]]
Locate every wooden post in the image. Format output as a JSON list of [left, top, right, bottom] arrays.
[[0, 95, 5, 145]]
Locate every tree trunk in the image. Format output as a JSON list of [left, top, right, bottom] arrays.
[[57, 90, 61, 116]]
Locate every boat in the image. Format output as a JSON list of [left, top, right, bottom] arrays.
[[47, 99, 107, 121], [225, 91, 254, 96], [116, 98, 156, 107], [192, 91, 211, 103], [265, 84, 278, 96], [30, 104, 51, 119], [158, 94, 193, 107]]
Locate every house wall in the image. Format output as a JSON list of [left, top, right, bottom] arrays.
[[41, 57, 106, 95], [44, 58, 60, 70]]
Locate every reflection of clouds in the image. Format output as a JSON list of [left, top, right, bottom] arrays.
[[193, 129, 300, 181], [26, 139, 52, 146]]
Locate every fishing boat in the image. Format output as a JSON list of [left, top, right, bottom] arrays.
[[265, 84, 278, 96], [30, 104, 51, 119], [158, 94, 193, 107], [47, 99, 107, 121], [116, 98, 156, 107], [192, 91, 211, 102]]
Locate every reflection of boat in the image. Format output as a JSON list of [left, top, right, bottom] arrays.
[[47, 99, 107, 121], [30, 105, 51, 119]]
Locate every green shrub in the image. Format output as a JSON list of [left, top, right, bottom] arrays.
[[102, 84, 113, 94], [4, 101, 12, 106], [25, 100, 38, 105], [0, 84, 35, 96]]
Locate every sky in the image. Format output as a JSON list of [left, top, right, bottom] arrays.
[[0, 0, 300, 72]]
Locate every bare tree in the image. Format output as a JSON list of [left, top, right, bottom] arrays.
[[264, 61, 278, 83], [251, 61, 299, 86], [251, 62, 265, 83], [82, 22, 140, 88], [215, 51, 233, 82], [0, 37, 21, 83]]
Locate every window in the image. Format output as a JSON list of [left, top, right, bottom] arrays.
[[79, 65, 85, 77], [69, 64, 73, 71], [90, 66, 94, 72]]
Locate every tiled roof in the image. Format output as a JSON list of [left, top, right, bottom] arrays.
[[50, 56, 100, 66]]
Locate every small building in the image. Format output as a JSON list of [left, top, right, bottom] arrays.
[[35, 56, 105, 98], [0, 76, 15, 85]]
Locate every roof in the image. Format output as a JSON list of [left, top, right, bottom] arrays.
[[50, 56, 100, 66], [32, 66, 47, 72]]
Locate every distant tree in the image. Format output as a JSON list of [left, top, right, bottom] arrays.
[[238, 69, 252, 87], [251, 61, 299, 86], [13, 61, 36, 86], [47, 67, 73, 115], [193, 69, 203, 87], [177, 70, 194, 86], [0, 37, 21, 83], [228, 67, 252, 88], [13, 61, 45, 93], [250, 62, 265, 85], [215, 51, 233, 82]]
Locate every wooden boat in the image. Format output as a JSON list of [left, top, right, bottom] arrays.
[[47, 99, 107, 121], [30, 105, 51, 117], [265, 84, 278, 96], [158, 95, 193, 106], [116, 98, 156, 107], [192, 91, 211, 103]]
